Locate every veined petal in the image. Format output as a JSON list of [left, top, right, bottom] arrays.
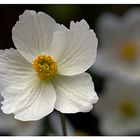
[[0, 48, 56, 121], [12, 10, 58, 62], [0, 48, 33, 90], [1, 76, 56, 121], [50, 20, 98, 76], [52, 72, 98, 113]]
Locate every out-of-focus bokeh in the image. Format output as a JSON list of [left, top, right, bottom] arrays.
[[0, 4, 140, 136]]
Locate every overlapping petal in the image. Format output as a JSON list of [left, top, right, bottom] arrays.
[[1, 78, 56, 121], [0, 48, 56, 121], [52, 72, 98, 113], [0, 48, 33, 90], [12, 10, 58, 62], [50, 20, 98, 76]]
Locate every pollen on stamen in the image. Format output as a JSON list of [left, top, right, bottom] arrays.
[[32, 54, 57, 80]]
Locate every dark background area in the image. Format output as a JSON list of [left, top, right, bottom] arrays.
[[0, 4, 138, 136]]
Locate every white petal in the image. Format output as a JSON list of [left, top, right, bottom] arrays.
[[12, 10, 57, 62], [0, 48, 33, 90], [50, 20, 98, 76], [52, 72, 98, 113], [1, 76, 56, 121]]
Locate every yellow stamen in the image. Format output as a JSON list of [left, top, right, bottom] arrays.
[[33, 55, 57, 80], [119, 101, 136, 118], [120, 42, 137, 61]]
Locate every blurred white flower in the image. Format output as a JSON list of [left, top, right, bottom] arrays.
[[91, 8, 140, 81], [93, 79, 140, 135], [0, 10, 98, 121]]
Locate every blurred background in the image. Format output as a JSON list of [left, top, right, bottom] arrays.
[[0, 4, 140, 136]]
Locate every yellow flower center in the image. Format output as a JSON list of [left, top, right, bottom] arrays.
[[120, 42, 137, 61], [119, 101, 136, 118], [33, 55, 57, 80]]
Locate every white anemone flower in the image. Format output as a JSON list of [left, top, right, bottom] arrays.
[[90, 8, 140, 81], [0, 10, 98, 121], [93, 79, 140, 135]]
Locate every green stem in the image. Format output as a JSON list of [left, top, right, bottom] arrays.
[[60, 113, 67, 136]]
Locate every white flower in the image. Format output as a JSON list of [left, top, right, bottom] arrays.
[[0, 10, 98, 121], [91, 8, 140, 81], [93, 79, 140, 135]]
